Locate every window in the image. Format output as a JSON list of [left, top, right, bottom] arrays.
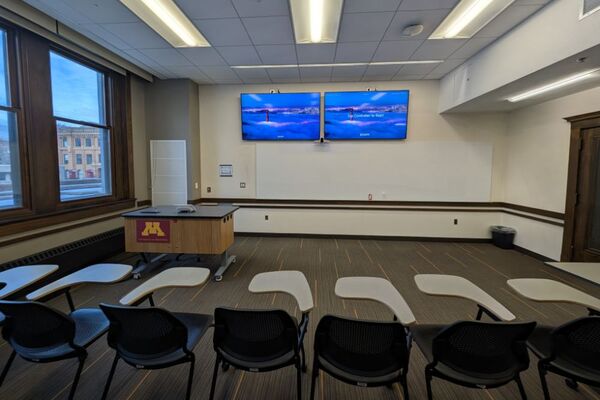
[[61, 137, 68, 147], [86, 154, 92, 164], [0, 28, 21, 210], [98, 153, 101, 163], [63, 154, 69, 164], [50, 52, 111, 202]]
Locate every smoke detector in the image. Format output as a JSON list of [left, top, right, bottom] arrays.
[[402, 24, 424, 37]]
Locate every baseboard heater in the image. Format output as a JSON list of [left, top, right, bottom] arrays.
[[0, 228, 126, 299]]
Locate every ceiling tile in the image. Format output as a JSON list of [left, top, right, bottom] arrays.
[[338, 12, 395, 42], [255, 45, 297, 64], [397, 0, 459, 10], [164, 65, 212, 81], [331, 65, 367, 78], [216, 46, 262, 65], [267, 67, 300, 83], [178, 47, 227, 66], [397, 62, 439, 75], [29, 0, 91, 24], [192, 18, 252, 46], [335, 42, 379, 62], [101, 22, 170, 49], [140, 49, 193, 66], [449, 37, 497, 60], [125, 49, 163, 68], [80, 24, 131, 50], [343, 0, 401, 13], [410, 39, 466, 60], [232, 0, 289, 17], [242, 16, 294, 45], [363, 64, 403, 78], [383, 9, 451, 41], [363, 75, 401, 81], [372, 40, 423, 62], [393, 73, 425, 80], [300, 67, 333, 82], [175, 0, 239, 19], [60, 0, 138, 23], [296, 44, 336, 64], [235, 68, 271, 81], [475, 4, 544, 38], [199, 66, 241, 81], [426, 58, 466, 77]]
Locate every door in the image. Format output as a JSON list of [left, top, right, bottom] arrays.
[[572, 127, 600, 261]]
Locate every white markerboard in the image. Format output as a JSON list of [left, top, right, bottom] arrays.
[[150, 140, 187, 206], [256, 141, 493, 201]]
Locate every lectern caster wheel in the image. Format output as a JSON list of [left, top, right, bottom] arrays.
[[214, 275, 223, 282], [232, 256, 237, 263], [133, 273, 141, 280]]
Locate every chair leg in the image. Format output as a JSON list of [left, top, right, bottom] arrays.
[[209, 356, 220, 400], [515, 374, 527, 400], [309, 358, 319, 400], [0, 351, 16, 386], [296, 360, 302, 400], [185, 355, 195, 400], [425, 369, 433, 400], [300, 343, 307, 372], [538, 364, 551, 400], [68, 356, 86, 400], [101, 354, 119, 400], [400, 372, 410, 400]]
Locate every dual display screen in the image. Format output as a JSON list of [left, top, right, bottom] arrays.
[[241, 90, 409, 141]]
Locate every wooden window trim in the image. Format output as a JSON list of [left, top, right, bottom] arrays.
[[0, 17, 135, 237]]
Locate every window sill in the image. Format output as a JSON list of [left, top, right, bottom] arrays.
[[0, 198, 136, 237]]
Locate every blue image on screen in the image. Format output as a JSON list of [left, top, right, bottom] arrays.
[[324, 91, 409, 140], [241, 92, 321, 140]]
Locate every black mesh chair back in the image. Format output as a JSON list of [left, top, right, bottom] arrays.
[[314, 315, 409, 378], [432, 320, 535, 377], [213, 307, 298, 363], [0, 300, 76, 357], [210, 307, 302, 400], [100, 304, 189, 360], [552, 317, 600, 371]]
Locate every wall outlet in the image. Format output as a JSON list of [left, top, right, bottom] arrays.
[[454, 218, 458, 225], [265, 215, 269, 221], [194, 182, 199, 190], [240, 182, 246, 188], [207, 186, 212, 193]]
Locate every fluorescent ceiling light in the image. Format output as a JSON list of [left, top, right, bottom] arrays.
[[231, 60, 443, 69], [290, 0, 344, 44], [120, 0, 210, 47], [507, 69, 600, 102], [430, 0, 514, 39]]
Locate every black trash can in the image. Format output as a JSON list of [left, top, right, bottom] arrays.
[[490, 226, 516, 249]]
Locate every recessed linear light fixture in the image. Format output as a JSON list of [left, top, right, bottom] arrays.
[[289, 0, 344, 43], [430, 0, 514, 39], [231, 60, 443, 69], [120, 0, 210, 47], [507, 68, 600, 102]]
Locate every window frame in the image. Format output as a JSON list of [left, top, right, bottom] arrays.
[[50, 48, 115, 205], [0, 18, 135, 236], [0, 22, 31, 218]]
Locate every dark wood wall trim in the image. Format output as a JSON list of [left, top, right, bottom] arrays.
[[201, 198, 564, 225], [0, 212, 124, 248], [136, 199, 151, 207], [237, 232, 492, 243]]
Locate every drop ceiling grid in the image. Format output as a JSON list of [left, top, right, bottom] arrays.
[[20, 0, 550, 84]]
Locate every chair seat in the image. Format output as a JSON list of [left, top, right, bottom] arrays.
[[318, 355, 401, 385], [413, 324, 521, 386], [528, 325, 600, 383], [14, 308, 108, 361], [119, 312, 212, 368], [220, 348, 296, 371]]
